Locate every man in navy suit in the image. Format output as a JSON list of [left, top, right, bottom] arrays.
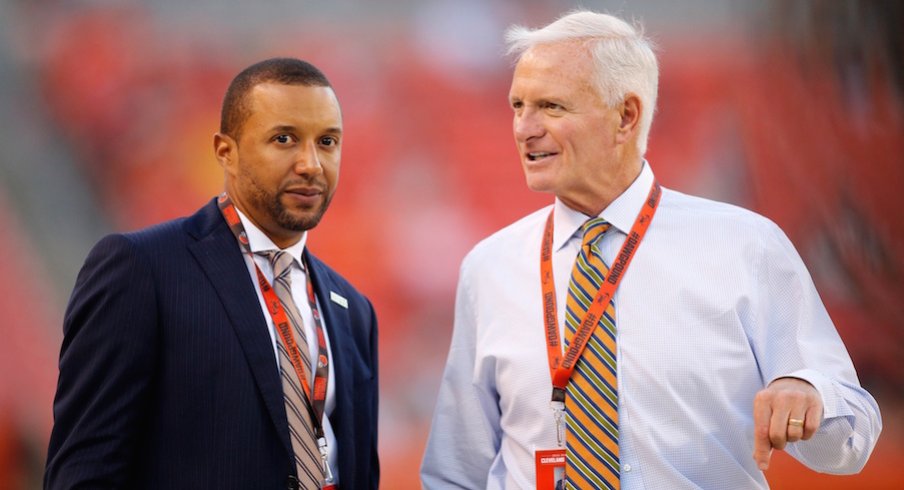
[[45, 58, 379, 489]]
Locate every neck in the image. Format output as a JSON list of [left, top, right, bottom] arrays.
[[562, 158, 643, 217], [267, 232, 303, 250]]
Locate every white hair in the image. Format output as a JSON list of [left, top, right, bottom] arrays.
[[506, 10, 659, 155]]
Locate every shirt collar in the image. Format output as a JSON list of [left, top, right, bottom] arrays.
[[552, 160, 655, 251], [235, 207, 308, 266]]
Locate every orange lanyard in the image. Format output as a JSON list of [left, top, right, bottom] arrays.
[[218, 194, 330, 437], [541, 182, 661, 403]]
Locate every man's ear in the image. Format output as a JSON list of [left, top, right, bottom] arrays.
[[616, 93, 642, 145], [213, 132, 238, 175]]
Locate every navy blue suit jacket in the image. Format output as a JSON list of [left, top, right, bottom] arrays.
[[45, 199, 379, 489]]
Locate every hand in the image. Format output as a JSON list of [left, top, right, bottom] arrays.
[[752, 377, 823, 471]]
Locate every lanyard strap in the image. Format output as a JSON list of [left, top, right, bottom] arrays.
[[541, 182, 662, 401], [217, 194, 330, 437]]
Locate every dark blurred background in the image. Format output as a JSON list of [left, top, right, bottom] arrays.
[[0, 0, 901, 488]]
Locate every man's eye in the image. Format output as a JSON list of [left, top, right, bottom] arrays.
[[275, 135, 292, 144], [320, 136, 338, 146]]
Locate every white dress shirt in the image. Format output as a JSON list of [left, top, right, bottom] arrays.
[[421, 163, 881, 489], [234, 209, 339, 482]]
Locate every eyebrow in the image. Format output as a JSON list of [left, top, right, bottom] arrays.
[[267, 125, 343, 135]]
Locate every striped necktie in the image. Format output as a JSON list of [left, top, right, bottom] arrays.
[[564, 218, 619, 490], [262, 250, 324, 488]]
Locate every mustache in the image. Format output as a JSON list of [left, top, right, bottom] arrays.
[[280, 178, 327, 193]]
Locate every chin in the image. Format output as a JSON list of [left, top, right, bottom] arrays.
[[524, 177, 555, 194], [287, 212, 324, 231], [279, 201, 330, 232]]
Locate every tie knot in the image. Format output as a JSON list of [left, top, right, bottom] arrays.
[[260, 250, 296, 280], [581, 218, 610, 249]]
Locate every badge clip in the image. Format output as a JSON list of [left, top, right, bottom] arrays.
[[550, 400, 565, 448], [318, 437, 337, 489]]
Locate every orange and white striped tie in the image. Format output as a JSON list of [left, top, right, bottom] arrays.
[[564, 218, 619, 489]]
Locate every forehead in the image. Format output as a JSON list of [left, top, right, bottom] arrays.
[[510, 42, 597, 97], [245, 82, 342, 128]]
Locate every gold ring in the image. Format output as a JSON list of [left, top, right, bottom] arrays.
[[788, 418, 804, 428]]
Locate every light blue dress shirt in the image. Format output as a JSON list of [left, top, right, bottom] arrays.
[[421, 163, 881, 489]]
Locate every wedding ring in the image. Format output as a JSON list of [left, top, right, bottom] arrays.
[[788, 418, 804, 428]]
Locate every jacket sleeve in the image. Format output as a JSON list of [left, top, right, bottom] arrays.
[[45, 234, 159, 488], [365, 296, 380, 489]]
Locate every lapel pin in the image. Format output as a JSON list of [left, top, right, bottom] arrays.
[[330, 291, 348, 309]]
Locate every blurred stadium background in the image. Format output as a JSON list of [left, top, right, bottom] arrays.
[[0, 0, 901, 488]]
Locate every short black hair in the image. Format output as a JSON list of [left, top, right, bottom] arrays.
[[219, 57, 332, 139]]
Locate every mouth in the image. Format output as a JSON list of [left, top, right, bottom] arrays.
[[285, 186, 323, 197], [525, 151, 558, 162], [282, 186, 324, 206]]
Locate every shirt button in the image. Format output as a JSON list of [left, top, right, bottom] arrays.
[[623, 463, 632, 472]]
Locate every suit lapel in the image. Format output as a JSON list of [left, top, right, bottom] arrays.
[[185, 201, 292, 456], [305, 252, 357, 482]]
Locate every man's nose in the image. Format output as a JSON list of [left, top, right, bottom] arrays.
[[294, 141, 322, 174], [513, 109, 544, 142]]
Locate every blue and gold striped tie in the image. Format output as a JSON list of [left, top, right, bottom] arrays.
[[564, 218, 619, 489]]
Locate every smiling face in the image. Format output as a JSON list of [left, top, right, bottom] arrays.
[[509, 42, 641, 215], [215, 82, 342, 248]]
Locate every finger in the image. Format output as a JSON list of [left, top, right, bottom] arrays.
[[769, 405, 791, 451], [786, 414, 805, 443], [801, 403, 822, 440], [752, 391, 774, 470]]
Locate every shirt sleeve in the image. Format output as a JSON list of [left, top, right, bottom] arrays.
[[751, 221, 882, 474], [421, 255, 502, 489]]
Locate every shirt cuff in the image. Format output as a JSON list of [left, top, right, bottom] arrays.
[[770, 369, 854, 422]]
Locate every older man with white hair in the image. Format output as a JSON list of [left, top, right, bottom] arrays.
[[421, 10, 881, 490]]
